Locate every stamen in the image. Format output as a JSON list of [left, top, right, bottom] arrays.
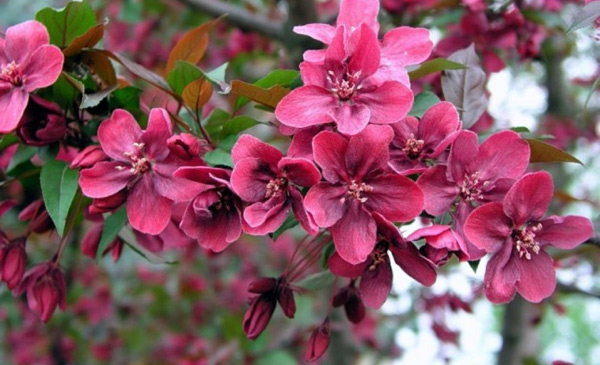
[[460, 172, 487, 202], [346, 180, 373, 203], [0, 61, 24, 86], [403, 133, 425, 159], [326, 70, 363, 101], [512, 223, 543, 260], [265, 177, 287, 199]]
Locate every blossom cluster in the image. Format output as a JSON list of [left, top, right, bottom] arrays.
[[0, 0, 595, 362]]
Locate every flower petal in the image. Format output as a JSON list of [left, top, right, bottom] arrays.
[[364, 173, 423, 222], [328, 251, 368, 278], [337, 0, 380, 35], [293, 23, 336, 44], [231, 157, 274, 203], [471, 130, 530, 182], [304, 182, 347, 227], [419, 102, 461, 153], [381, 27, 432, 66], [503, 172, 553, 227], [346, 125, 393, 180], [515, 250, 556, 303], [416, 165, 458, 216], [275, 86, 337, 129], [0, 89, 28, 133], [79, 161, 133, 199], [347, 24, 381, 78], [127, 174, 171, 235], [330, 102, 370, 136], [536, 215, 593, 250], [5, 21, 49, 64], [355, 81, 413, 125], [390, 242, 437, 286], [359, 258, 393, 309], [98, 109, 143, 162], [289, 186, 319, 235], [278, 157, 321, 187], [483, 242, 518, 304], [330, 201, 376, 265], [142, 108, 172, 161], [22, 45, 64, 91], [242, 196, 290, 235], [312, 130, 349, 183], [464, 202, 512, 253], [448, 130, 479, 182], [232, 134, 283, 166]]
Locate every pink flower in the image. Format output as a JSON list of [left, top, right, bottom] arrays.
[[304, 125, 424, 264], [79, 109, 202, 235], [0, 21, 64, 133], [417, 130, 530, 260], [295, 0, 432, 86], [304, 318, 330, 362], [389, 102, 461, 175], [16, 95, 66, 146], [464, 172, 593, 303], [231, 134, 320, 235], [408, 225, 469, 266], [328, 213, 436, 309], [332, 281, 365, 323], [0, 237, 27, 290], [173, 166, 243, 252], [275, 25, 413, 136]]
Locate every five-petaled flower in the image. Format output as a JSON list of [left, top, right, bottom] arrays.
[[0, 21, 64, 133], [464, 172, 593, 303], [304, 125, 424, 264], [79, 109, 202, 235], [231, 134, 321, 236]]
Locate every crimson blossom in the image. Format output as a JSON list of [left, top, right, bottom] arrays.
[[79, 109, 202, 235], [231, 134, 320, 235], [464, 172, 593, 303], [304, 125, 424, 265], [0, 20, 64, 133]]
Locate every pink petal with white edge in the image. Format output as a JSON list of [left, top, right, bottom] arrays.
[[312, 130, 349, 183], [0, 88, 28, 133], [293, 23, 336, 44], [483, 242, 519, 304], [337, 0, 380, 35], [98, 109, 143, 162], [299, 61, 328, 88], [232, 134, 283, 166], [142, 108, 172, 161], [127, 174, 172, 235], [4, 21, 49, 64], [22, 45, 64, 91], [360, 258, 393, 309], [330, 201, 377, 265], [328, 251, 368, 278], [278, 157, 321, 187], [79, 161, 133, 199], [345, 124, 393, 180], [275, 85, 337, 129], [515, 250, 556, 303], [381, 27, 432, 66], [464, 202, 512, 253], [364, 173, 423, 222], [355, 81, 413, 125], [536, 215, 593, 250], [503, 172, 553, 227], [417, 165, 458, 216], [304, 183, 347, 228]]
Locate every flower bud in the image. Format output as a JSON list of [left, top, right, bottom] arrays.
[[18, 199, 54, 234], [89, 190, 127, 214], [243, 294, 276, 340], [81, 223, 124, 262], [16, 95, 67, 146], [304, 318, 330, 362], [71, 146, 109, 169], [277, 284, 296, 319], [167, 133, 203, 160], [18, 263, 66, 323], [1, 239, 27, 290], [333, 285, 365, 324], [248, 277, 277, 294]]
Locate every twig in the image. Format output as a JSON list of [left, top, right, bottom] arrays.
[[175, 0, 285, 41], [557, 282, 600, 299]]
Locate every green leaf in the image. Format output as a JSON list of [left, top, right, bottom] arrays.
[[52, 73, 84, 109], [255, 351, 296, 365], [409, 58, 467, 81], [234, 69, 299, 110], [521, 10, 565, 29], [7, 145, 37, 172], [81, 85, 118, 109], [97, 206, 128, 261], [205, 62, 229, 92], [409, 91, 441, 118], [320, 242, 335, 269], [40, 160, 80, 237], [109, 86, 143, 111], [204, 108, 231, 141], [218, 134, 239, 152], [468, 259, 480, 273], [510, 126, 531, 133], [221, 116, 260, 139], [35, 1, 97, 48], [203, 149, 233, 167], [270, 213, 299, 241], [296, 271, 335, 291], [526, 139, 584, 165], [0, 134, 18, 151], [168, 61, 205, 95]]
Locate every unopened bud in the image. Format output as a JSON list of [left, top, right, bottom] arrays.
[[304, 318, 330, 362]]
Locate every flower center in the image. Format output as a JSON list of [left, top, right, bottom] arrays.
[[512, 223, 543, 260], [403, 134, 425, 159], [345, 180, 373, 203], [0, 61, 24, 87], [459, 172, 489, 203], [327, 70, 362, 101], [214, 187, 234, 211], [116, 143, 151, 175], [265, 177, 288, 199], [368, 243, 389, 271]]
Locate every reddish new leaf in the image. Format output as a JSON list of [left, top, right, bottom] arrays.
[[230, 80, 289, 110], [63, 21, 105, 57], [526, 139, 584, 165], [166, 18, 220, 74], [182, 78, 213, 113]]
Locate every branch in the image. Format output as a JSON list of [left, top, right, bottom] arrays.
[[176, 0, 285, 41], [557, 282, 600, 299]]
